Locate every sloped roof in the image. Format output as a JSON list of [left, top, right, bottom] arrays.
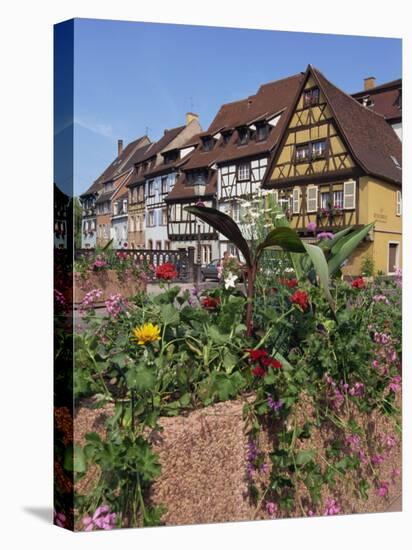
[[165, 171, 217, 201], [80, 135, 150, 197], [351, 78, 402, 122], [168, 73, 303, 199], [312, 67, 402, 185]]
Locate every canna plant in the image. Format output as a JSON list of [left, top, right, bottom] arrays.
[[186, 204, 374, 336], [186, 205, 334, 336]]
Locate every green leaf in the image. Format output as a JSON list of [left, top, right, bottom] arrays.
[[207, 325, 230, 345], [160, 303, 180, 325], [126, 365, 156, 392], [255, 227, 306, 260], [64, 444, 86, 473], [328, 222, 374, 275], [295, 450, 316, 466], [302, 242, 335, 313], [185, 205, 252, 267]]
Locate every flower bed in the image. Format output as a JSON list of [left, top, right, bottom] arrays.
[[72, 389, 401, 526], [54, 199, 401, 531], [74, 270, 146, 305]]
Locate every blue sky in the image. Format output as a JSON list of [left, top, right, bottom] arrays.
[[71, 18, 401, 195]]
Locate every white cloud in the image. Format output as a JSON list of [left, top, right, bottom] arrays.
[[74, 117, 114, 138]]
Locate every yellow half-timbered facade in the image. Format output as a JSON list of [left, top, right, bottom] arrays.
[[264, 65, 402, 276]]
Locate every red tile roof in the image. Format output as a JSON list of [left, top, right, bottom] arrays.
[[312, 67, 401, 185], [80, 135, 150, 197], [351, 78, 402, 122]]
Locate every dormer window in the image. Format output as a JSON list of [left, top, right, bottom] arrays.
[[202, 136, 214, 152], [222, 131, 232, 145], [238, 127, 249, 145], [396, 90, 402, 110], [362, 96, 374, 108], [256, 123, 268, 141], [164, 150, 179, 164], [188, 170, 207, 185], [303, 87, 320, 107]]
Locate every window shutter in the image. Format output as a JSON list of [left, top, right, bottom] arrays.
[[292, 187, 300, 214], [158, 209, 162, 225], [396, 190, 402, 216], [343, 180, 356, 210], [145, 211, 149, 226], [306, 186, 318, 213]]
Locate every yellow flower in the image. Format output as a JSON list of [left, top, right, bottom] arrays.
[[131, 323, 161, 345]]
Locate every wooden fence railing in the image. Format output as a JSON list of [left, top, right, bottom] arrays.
[[75, 247, 196, 283]]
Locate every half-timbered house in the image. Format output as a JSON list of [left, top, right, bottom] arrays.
[[165, 74, 304, 261], [111, 186, 129, 249], [126, 115, 201, 250], [80, 136, 150, 248], [263, 65, 402, 276], [94, 136, 151, 247]]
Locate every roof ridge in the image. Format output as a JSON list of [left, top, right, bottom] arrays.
[[312, 66, 389, 123]]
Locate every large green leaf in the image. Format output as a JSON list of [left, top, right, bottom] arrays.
[[302, 242, 335, 312], [126, 365, 156, 392], [255, 227, 306, 260], [317, 226, 354, 253], [328, 222, 374, 275], [185, 205, 252, 267]]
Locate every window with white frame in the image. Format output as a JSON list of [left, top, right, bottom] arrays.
[[149, 210, 156, 226], [333, 190, 344, 209], [292, 188, 300, 214], [237, 163, 250, 181], [321, 191, 330, 209], [161, 208, 167, 225], [396, 190, 402, 216], [148, 180, 155, 196], [343, 180, 356, 210], [306, 186, 318, 213]]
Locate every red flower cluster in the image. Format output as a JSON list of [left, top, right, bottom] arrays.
[[248, 348, 283, 377], [351, 277, 366, 289], [279, 278, 298, 288], [290, 290, 309, 311], [155, 262, 178, 281], [201, 296, 221, 309]]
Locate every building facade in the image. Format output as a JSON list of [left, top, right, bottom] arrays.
[[127, 114, 201, 249], [80, 136, 150, 248], [111, 187, 129, 249], [263, 65, 402, 276]]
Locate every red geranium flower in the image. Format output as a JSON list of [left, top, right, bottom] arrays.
[[201, 296, 220, 309], [270, 358, 283, 369], [279, 278, 298, 289], [155, 262, 178, 281], [248, 349, 268, 362], [251, 365, 266, 378], [351, 277, 366, 289], [290, 290, 309, 311]]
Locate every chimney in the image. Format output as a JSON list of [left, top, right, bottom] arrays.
[[363, 77, 376, 91], [185, 112, 199, 126], [117, 139, 123, 156]]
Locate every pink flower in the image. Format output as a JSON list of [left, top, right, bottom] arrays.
[[382, 434, 397, 449], [82, 505, 116, 531], [345, 433, 361, 451], [266, 502, 278, 517], [79, 289, 103, 312], [372, 360, 379, 369], [377, 481, 389, 498], [388, 375, 401, 393], [307, 221, 317, 233], [105, 293, 128, 317], [371, 454, 386, 466], [324, 497, 341, 516], [54, 510, 67, 528], [308, 510, 315, 517], [349, 382, 364, 397]]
